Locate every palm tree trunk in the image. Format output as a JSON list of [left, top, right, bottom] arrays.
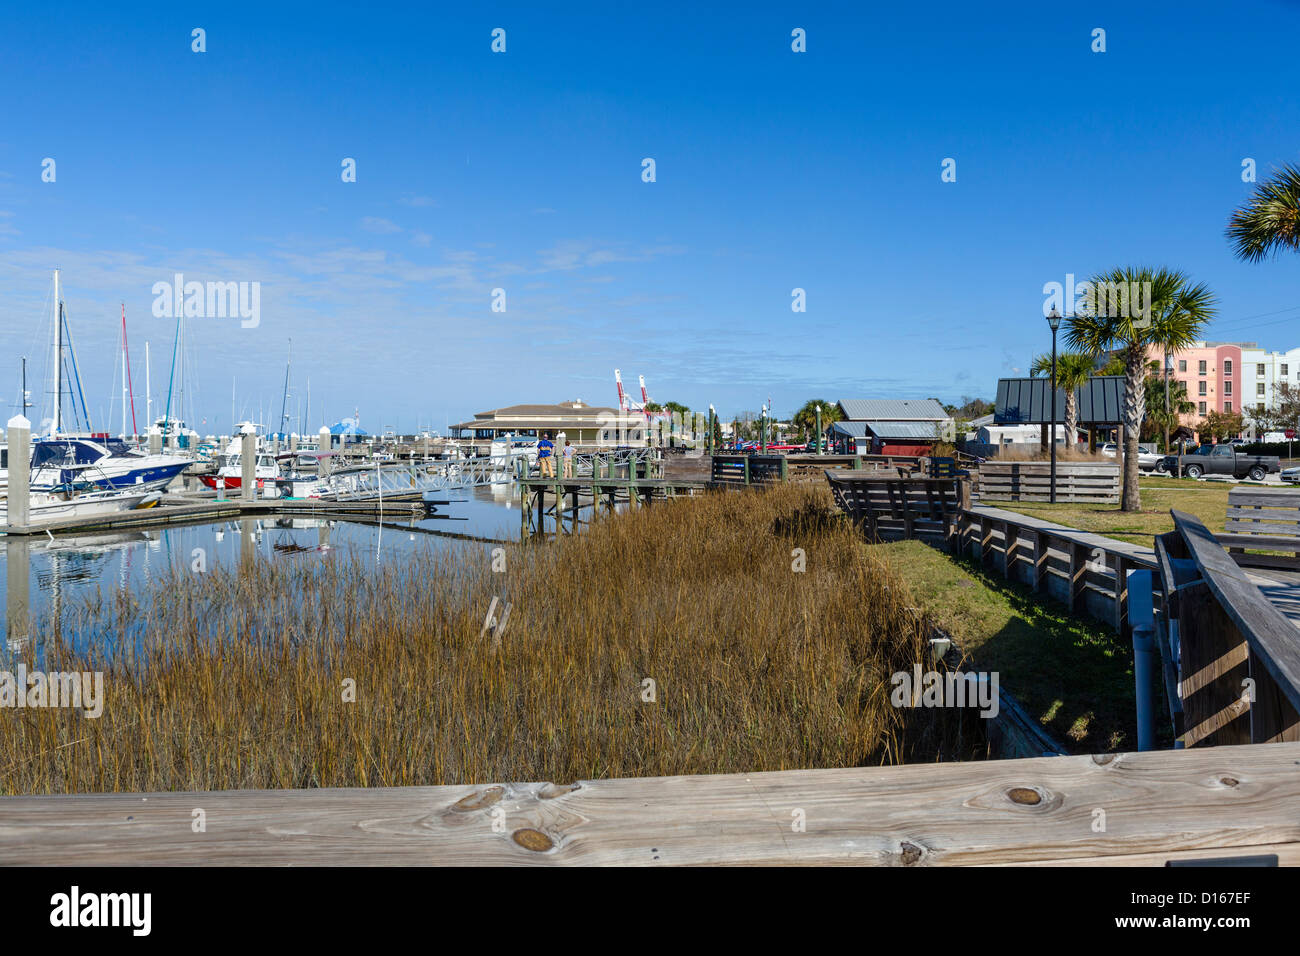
[[1065, 392, 1078, 454], [1123, 345, 1146, 512]]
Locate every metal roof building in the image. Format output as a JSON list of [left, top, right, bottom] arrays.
[[994, 376, 1126, 425], [837, 398, 950, 421], [448, 401, 646, 444]]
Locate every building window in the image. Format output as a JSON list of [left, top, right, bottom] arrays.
[[1224, 381, 1232, 396], [1224, 360, 1233, 375], [1257, 403, 1266, 413], [1198, 381, 1207, 395], [1258, 382, 1267, 395], [1258, 363, 1266, 375], [1199, 360, 1207, 374], [1198, 401, 1207, 414], [1225, 401, 1232, 413], [1283, 364, 1290, 376], [1178, 360, 1187, 372]]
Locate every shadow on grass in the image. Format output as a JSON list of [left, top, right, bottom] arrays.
[[871, 539, 1175, 754]]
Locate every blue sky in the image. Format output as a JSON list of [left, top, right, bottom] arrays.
[[2, 0, 1298, 434]]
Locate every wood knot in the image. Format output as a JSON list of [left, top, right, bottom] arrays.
[[1006, 787, 1042, 806], [512, 828, 554, 852], [1091, 754, 1116, 766], [1219, 776, 1240, 788], [538, 782, 581, 800], [899, 841, 923, 865], [450, 786, 504, 812]]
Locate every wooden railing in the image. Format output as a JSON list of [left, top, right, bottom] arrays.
[[5, 742, 1298, 864], [825, 472, 970, 550], [1156, 510, 1300, 747], [977, 461, 1120, 504]]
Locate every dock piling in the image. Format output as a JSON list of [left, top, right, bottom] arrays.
[[240, 427, 256, 501], [6, 415, 31, 531]]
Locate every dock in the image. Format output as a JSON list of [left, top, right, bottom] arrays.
[[1, 494, 434, 537]]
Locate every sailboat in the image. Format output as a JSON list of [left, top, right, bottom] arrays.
[[26, 270, 190, 494]]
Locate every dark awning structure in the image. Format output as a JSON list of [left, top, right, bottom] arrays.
[[994, 376, 1126, 426]]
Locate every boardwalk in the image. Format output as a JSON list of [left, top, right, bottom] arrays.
[[4, 742, 1297, 865]]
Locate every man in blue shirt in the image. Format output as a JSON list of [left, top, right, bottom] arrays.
[[537, 433, 555, 477]]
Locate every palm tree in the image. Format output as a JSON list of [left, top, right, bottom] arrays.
[[1227, 163, 1300, 261], [1065, 267, 1217, 512], [791, 399, 842, 444], [1029, 351, 1094, 450], [1141, 363, 1194, 444]]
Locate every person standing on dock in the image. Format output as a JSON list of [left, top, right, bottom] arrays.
[[562, 439, 575, 477], [538, 432, 555, 477]]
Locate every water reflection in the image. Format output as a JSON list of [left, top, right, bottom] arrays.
[[2, 486, 521, 649]]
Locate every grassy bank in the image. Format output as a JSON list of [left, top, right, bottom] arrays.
[[4, 484, 979, 795], [867, 540, 1141, 752]]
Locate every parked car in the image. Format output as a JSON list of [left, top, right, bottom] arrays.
[[1282, 464, 1300, 484], [1158, 444, 1281, 480], [1099, 442, 1164, 472]]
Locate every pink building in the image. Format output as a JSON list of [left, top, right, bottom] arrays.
[[1146, 341, 1250, 437]]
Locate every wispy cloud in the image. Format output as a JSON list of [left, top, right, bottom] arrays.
[[360, 217, 402, 234]]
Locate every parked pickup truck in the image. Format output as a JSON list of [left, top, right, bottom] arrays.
[[1158, 444, 1281, 481]]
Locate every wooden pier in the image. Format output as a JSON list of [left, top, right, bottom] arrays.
[[3, 741, 1297, 865], [519, 475, 709, 538]]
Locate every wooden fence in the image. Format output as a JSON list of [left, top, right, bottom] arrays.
[[977, 461, 1120, 504]]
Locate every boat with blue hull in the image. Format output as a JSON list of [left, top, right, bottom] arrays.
[[29, 436, 190, 493]]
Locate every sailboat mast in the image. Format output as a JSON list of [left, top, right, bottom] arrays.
[[52, 269, 62, 435], [278, 338, 292, 440], [145, 341, 152, 429], [122, 304, 138, 436]]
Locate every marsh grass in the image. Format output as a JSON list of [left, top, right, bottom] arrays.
[[3, 484, 982, 794]]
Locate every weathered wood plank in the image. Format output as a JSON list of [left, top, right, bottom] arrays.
[[3, 743, 1298, 866]]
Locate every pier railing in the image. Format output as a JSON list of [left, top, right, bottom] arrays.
[[825, 472, 970, 550], [5, 741, 1297, 864], [1156, 510, 1300, 747]]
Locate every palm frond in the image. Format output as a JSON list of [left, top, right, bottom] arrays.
[[1227, 163, 1300, 263]]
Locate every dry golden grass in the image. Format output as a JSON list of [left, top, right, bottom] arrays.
[[991, 448, 1112, 463], [3, 484, 981, 794]]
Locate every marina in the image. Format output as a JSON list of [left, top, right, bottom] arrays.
[[4, 3, 1300, 916]]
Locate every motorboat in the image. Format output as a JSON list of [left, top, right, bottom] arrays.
[[28, 435, 190, 493], [0, 487, 161, 525]]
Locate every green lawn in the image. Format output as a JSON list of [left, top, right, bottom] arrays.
[[869, 539, 1157, 754], [995, 476, 1234, 547]]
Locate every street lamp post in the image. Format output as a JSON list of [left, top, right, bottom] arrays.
[[760, 405, 767, 454], [1047, 309, 1062, 504]]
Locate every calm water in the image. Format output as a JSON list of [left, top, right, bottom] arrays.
[[1, 484, 528, 648]]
